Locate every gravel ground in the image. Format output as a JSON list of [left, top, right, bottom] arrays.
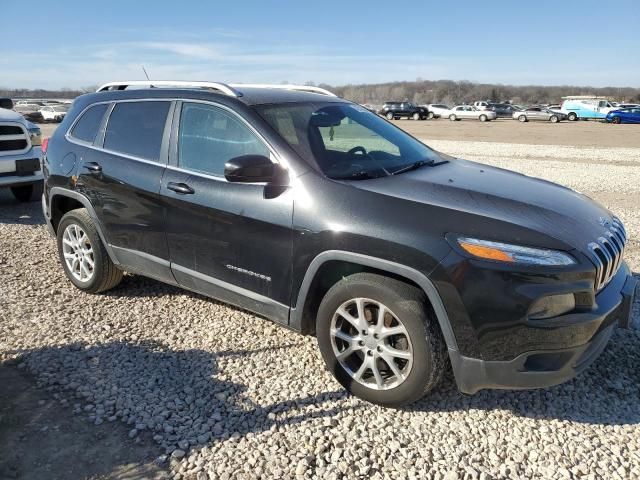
[[1, 139, 639, 480]]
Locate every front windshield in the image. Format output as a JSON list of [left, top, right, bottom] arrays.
[[256, 102, 442, 179]]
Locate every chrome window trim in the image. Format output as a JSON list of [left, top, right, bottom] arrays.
[[64, 97, 287, 176]]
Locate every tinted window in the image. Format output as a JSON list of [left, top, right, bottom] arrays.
[[70, 103, 108, 144], [178, 103, 269, 176], [104, 101, 170, 161]]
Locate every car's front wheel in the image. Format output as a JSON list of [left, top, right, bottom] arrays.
[[412, 112, 421, 121], [316, 273, 447, 407], [427, 112, 435, 119], [518, 115, 527, 122], [568, 112, 578, 121], [549, 115, 559, 123], [479, 114, 488, 122], [449, 114, 457, 121], [611, 116, 622, 124], [386, 112, 394, 120], [57, 208, 123, 293]]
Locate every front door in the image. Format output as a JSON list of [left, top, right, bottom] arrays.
[[162, 101, 294, 324], [75, 100, 174, 282]]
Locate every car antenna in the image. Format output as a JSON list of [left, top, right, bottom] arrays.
[[142, 65, 151, 81]]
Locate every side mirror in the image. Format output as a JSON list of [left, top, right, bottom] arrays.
[[224, 155, 288, 184]]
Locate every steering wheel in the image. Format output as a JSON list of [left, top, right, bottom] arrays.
[[327, 146, 369, 174]]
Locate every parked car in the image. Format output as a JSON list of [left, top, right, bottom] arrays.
[[513, 107, 565, 123], [486, 103, 521, 118], [446, 105, 497, 121], [39, 105, 68, 122], [13, 103, 45, 123], [0, 107, 43, 201], [379, 102, 428, 120], [605, 107, 640, 124], [473, 101, 492, 110], [425, 104, 450, 119], [561, 96, 617, 121], [616, 103, 640, 109], [42, 80, 636, 407], [1, 98, 14, 110]]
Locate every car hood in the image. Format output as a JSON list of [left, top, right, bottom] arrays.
[[351, 158, 613, 251], [0, 108, 28, 123]]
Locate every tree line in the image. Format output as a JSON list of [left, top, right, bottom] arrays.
[[321, 80, 640, 106], [3, 80, 640, 106]]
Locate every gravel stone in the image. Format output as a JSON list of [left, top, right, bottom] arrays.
[[1, 140, 639, 478]]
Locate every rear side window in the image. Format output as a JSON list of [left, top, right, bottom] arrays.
[[70, 103, 108, 144], [178, 102, 269, 177], [104, 101, 170, 162]]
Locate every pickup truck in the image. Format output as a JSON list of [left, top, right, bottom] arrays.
[[0, 100, 43, 201]]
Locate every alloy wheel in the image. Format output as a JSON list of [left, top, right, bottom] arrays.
[[62, 223, 95, 282], [330, 298, 414, 390]]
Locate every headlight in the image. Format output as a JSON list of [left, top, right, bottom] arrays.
[[455, 237, 575, 266], [28, 126, 42, 146]]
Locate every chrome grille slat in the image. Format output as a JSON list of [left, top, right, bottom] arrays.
[[589, 217, 627, 291]]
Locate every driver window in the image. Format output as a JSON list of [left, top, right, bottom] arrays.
[[317, 117, 400, 156], [178, 103, 270, 176]]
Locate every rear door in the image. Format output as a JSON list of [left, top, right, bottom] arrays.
[[162, 101, 294, 323], [74, 99, 174, 282]]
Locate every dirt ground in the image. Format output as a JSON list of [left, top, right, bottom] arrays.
[[0, 358, 166, 480], [397, 118, 640, 148]]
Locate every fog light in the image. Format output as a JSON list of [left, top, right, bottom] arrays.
[[528, 294, 575, 320]]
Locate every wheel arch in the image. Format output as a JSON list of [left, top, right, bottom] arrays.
[[290, 250, 458, 351], [48, 187, 120, 265]]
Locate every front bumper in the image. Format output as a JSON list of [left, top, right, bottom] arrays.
[[0, 149, 43, 187], [450, 267, 637, 394]]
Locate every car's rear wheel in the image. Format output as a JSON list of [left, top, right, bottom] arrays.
[[427, 112, 435, 119], [518, 115, 527, 122], [479, 114, 488, 122], [568, 112, 578, 121], [57, 208, 123, 293], [412, 112, 421, 121], [611, 116, 622, 124], [316, 273, 447, 407], [386, 112, 394, 120], [549, 115, 559, 123], [449, 114, 457, 121]]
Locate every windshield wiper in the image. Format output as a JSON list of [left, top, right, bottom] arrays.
[[330, 171, 381, 180], [390, 160, 433, 176]]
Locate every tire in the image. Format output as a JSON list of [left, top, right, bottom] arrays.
[[568, 112, 578, 121], [549, 115, 559, 123], [518, 115, 527, 122], [386, 112, 394, 120], [10, 184, 35, 202], [56, 208, 123, 293], [316, 273, 447, 407], [611, 116, 622, 124], [479, 114, 488, 122], [427, 112, 435, 119], [449, 114, 457, 121]]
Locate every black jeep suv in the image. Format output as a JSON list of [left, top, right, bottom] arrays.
[[379, 101, 428, 121], [42, 81, 636, 407]]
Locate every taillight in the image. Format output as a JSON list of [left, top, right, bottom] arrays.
[[42, 137, 49, 154]]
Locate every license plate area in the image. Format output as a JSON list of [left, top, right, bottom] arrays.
[[15, 158, 40, 176]]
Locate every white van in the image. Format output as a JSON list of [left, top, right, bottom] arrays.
[[560, 96, 617, 121]]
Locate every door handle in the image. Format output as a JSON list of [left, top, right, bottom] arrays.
[[83, 162, 102, 173], [167, 182, 195, 194]]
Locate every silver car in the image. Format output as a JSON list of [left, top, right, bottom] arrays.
[[446, 105, 497, 122], [513, 107, 565, 123]]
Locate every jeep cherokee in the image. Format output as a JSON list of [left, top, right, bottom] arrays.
[[42, 81, 636, 406]]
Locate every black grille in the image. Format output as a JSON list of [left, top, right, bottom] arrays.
[[0, 125, 23, 135], [589, 217, 627, 291], [0, 139, 28, 151]]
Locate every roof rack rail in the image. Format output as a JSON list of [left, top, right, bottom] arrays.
[[96, 81, 242, 97], [229, 83, 337, 97]]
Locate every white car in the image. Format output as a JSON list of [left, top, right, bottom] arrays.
[[473, 101, 492, 110], [425, 104, 451, 119], [0, 104, 43, 201], [39, 105, 68, 122], [446, 105, 497, 122]]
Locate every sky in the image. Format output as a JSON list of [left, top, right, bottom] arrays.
[[2, 0, 639, 89]]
